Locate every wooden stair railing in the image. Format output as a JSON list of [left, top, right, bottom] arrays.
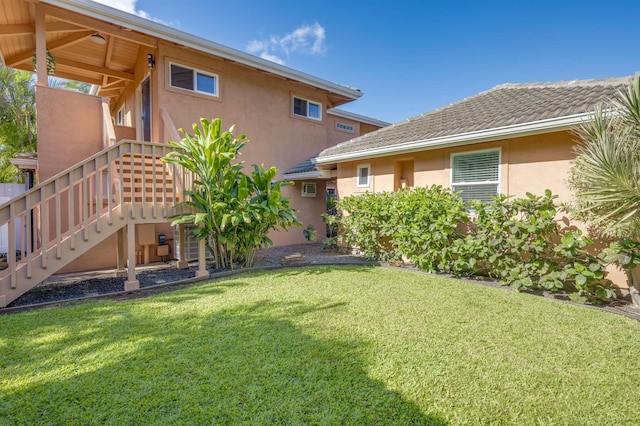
[[0, 140, 193, 308]]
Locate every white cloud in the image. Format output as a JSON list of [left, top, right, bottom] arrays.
[[246, 22, 327, 65], [92, 0, 138, 14], [259, 52, 285, 65], [92, 0, 176, 27]]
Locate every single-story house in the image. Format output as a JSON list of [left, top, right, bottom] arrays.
[[0, 0, 389, 307], [295, 76, 636, 290]]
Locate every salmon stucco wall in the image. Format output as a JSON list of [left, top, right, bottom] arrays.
[[148, 42, 375, 247], [334, 130, 632, 290], [36, 87, 104, 181], [327, 115, 361, 148], [337, 131, 576, 201]]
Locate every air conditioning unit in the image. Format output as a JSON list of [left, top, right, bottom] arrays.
[[301, 182, 317, 197], [173, 224, 213, 262]]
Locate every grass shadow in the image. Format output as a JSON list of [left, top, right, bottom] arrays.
[[0, 299, 444, 424]]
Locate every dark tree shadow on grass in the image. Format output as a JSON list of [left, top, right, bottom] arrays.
[[0, 299, 444, 425], [269, 264, 378, 278]]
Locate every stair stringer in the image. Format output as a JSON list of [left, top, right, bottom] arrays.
[[0, 204, 179, 308]]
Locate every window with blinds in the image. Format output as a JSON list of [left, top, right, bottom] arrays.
[[451, 149, 500, 203]]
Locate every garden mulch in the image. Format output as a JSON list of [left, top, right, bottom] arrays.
[[3, 244, 375, 311]]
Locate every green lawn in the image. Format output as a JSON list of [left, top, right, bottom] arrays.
[[1, 266, 639, 425]]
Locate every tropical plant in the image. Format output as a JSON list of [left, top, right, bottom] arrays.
[[162, 118, 300, 269], [567, 74, 640, 291]]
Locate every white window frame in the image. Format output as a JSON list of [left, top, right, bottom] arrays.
[[292, 96, 322, 121], [116, 105, 125, 126], [169, 62, 219, 97], [450, 148, 501, 203], [356, 163, 371, 188], [301, 182, 317, 197]]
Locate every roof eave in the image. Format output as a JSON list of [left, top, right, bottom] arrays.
[[327, 109, 391, 127], [282, 170, 332, 180], [317, 112, 592, 164], [42, 0, 363, 100]]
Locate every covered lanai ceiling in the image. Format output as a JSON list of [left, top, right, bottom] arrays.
[[0, 0, 155, 100]]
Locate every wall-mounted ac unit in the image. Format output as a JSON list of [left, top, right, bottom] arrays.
[[301, 181, 317, 197]]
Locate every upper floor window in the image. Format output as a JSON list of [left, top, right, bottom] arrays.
[[170, 63, 218, 97], [451, 149, 500, 204], [336, 122, 355, 133], [293, 96, 322, 120]]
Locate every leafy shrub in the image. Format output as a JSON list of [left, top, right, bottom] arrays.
[[389, 186, 468, 272], [333, 188, 615, 303], [452, 191, 613, 302], [303, 224, 317, 242], [335, 191, 398, 262]]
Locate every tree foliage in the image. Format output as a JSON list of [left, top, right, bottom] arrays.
[[0, 64, 37, 182], [567, 75, 640, 293], [568, 75, 640, 240], [162, 118, 300, 269]]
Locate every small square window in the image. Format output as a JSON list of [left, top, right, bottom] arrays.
[[293, 98, 306, 116], [357, 164, 370, 188], [292, 96, 322, 121], [170, 64, 193, 90]]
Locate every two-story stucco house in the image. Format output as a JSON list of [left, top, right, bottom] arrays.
[[0, 0, 389, 307]]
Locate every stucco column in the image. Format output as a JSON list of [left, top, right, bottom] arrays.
[[115, 228, 127, 277], [34, 5, 48, 87], [196, 238, 209, 279], [176, 223, 188, 269], [124, 224, 140, 291]]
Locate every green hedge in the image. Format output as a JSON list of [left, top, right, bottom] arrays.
[[330, 187, 615, 303]]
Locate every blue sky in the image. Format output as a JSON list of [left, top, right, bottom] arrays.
[[98, 0, 640, 123]]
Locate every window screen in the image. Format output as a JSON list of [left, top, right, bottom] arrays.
[[170, 64, 193, 90], [357, 165, 370, 187]]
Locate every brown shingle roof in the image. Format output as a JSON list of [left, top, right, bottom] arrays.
[[318, 76, 631, 160]]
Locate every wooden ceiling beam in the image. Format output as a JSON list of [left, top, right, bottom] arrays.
[[39, 4, 157, 48], [5, 30, 93, 66], [98, 88, 123, 97], [56, 57, 134, 81], [0, 24, 34, 36], [0, 22, 94, 37], [102, 78, 127, 89], [12, 63, 103, 87], [102, 36, 115, 85]]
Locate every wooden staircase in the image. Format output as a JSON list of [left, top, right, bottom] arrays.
[[0, 140, 193, 308]]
